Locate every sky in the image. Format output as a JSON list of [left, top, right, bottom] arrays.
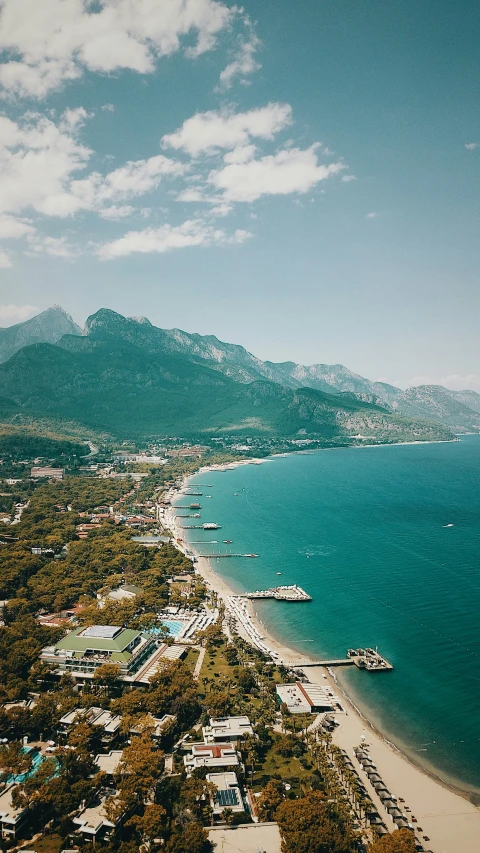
[[0, 0, 479, 391]]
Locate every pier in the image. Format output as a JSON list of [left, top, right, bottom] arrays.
[[196, 553, 259, 559], [292, 649, 393, 671], [243, 584, 312, 602]]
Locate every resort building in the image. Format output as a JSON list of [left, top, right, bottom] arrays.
[[184, 743, 239, 772], [58, 707, 122, 743], [203, 716, 254, 744], [72, 792, 127, 843], [0, 784, 29, 840], [30, 466, 64, 480], [129, 714, 176, 742], [41, 625, 159, 683], [276, 682, 338, 714], [95, 751, 124, 780], [206, 772, 244, 819]]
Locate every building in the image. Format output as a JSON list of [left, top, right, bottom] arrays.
[[206, 772, 244, 819], [58, 707, 122, 743], [99, 584, 144, 604], [130, 714, 176, 742], [41, 625, 159, 683], [30, 466, 63, 480], [0, 784, 29, 840], [276, 681, 338, 714], [203, 716, 254, 744], [72, 792, 127, 843], [184, 743, 239, 772], [95, 751, 123, 779]]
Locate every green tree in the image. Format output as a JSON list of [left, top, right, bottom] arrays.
[[368, 829, 417, 853], [257, 779, 285, 821], [276, 790, 357, 853]]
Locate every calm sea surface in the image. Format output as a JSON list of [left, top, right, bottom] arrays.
[[184, 435, 480, 793]]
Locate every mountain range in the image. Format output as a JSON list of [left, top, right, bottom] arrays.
[[0, 305, 477, 440]]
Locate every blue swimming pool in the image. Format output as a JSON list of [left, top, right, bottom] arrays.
[[7, 747, 44, 783], [152, 619, 184, 637]]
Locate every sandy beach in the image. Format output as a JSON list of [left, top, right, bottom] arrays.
[[164, 467, 480, 853]]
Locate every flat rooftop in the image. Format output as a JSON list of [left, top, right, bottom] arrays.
[[205, 716, 253, 739]]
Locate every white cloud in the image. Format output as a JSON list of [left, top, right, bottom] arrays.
[[162, 103, 292, 156], [0, 0, 234, 98], [0, 250, 12, 269], [0, 303, 39, 323], [101, 103, 115, 113], [341, 174, 356, 183], [0, 111, 92, 217], [99, 205, 135, 221], [61, 106, 91, 130], [217, 21, 261, 90], [209, 144, 344, 202], [97, 218, 252, 260], [366, 211, 378, 218], [0, 112, 184, 221], [68, 154, 186, 214], [28, 234, 79, 259], [0, 215, 35, 238], [465, 142, 479, 151], [223, 144, 256, 164]]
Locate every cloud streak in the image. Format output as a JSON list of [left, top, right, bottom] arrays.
[[97, 219, 252, 260]]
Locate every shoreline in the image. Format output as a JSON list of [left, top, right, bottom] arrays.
[[163, 459, 480, 853]]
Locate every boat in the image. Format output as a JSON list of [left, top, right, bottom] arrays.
[[223, 539, 232, 543], [206, 495, 212, 498], [276, 572, 282, 575]]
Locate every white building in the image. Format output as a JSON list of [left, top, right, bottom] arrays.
[[184, 743, 239, 772], [203, 716, 253, 744], [206, 772, 244, 819], [276, 681, 338, 714], [0, 785, 29, 840]]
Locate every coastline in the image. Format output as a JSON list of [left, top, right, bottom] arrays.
[[163, 461, 480, 853]]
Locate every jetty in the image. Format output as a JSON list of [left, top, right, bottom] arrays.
[[196, 553, 259, 559], [292, 648, 393, 671], [180, 523, 221, 530], [244, 584, 312, 602]]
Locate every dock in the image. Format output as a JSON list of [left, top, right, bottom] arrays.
[[292, 648, 393, 671], [196, 553, 259, 559], [243, 584, 312, 602]]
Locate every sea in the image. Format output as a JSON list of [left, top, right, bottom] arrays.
[[183, 435, 480, 795]]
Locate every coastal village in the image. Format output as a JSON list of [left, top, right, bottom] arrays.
[[0, 434, 473, 853]]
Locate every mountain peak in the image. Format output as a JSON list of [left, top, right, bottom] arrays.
[[0, 305, 82, 364]]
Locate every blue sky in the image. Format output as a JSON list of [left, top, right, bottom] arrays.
[[0, 0, 479, 390]]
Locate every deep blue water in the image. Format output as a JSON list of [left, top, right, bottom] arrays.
[[183, 436, 480, 793]]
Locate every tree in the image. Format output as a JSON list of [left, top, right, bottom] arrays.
[[165, 821, 211, 853], [128, 804, 167, 850], [0, 741, 33, 780], [93, 662, 122, 695], [257, 779, 285, 821], [276, 790, 357, 853], [368, 829, 417, 853]]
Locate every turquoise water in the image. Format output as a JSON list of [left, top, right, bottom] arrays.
[[185, 436, 480, 794], [8, 747, 44, 783], [158, 620, 184, 636]]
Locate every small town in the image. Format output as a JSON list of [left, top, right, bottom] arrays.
[[0, 434, 427, 853]]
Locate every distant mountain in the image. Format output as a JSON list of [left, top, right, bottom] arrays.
[[392, 386, 480, 433], [0, 306, 81, 363], [0, 309, 452, 443], [442, 388, 480, 415]]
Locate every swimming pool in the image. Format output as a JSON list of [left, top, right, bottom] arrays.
[[7, 747, 44, 783], [153, 619, 185, 637]]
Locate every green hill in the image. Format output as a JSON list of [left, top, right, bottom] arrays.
[[0, 312, 453, 443]]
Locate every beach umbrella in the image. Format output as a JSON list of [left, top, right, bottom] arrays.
[[379, 791, 392, 801], [373, 781, 388, 791], [369, 773, 382, 782], [388, 807, 403, 817], [394, 817, 409, 827], [376, 826, 388, 835]]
